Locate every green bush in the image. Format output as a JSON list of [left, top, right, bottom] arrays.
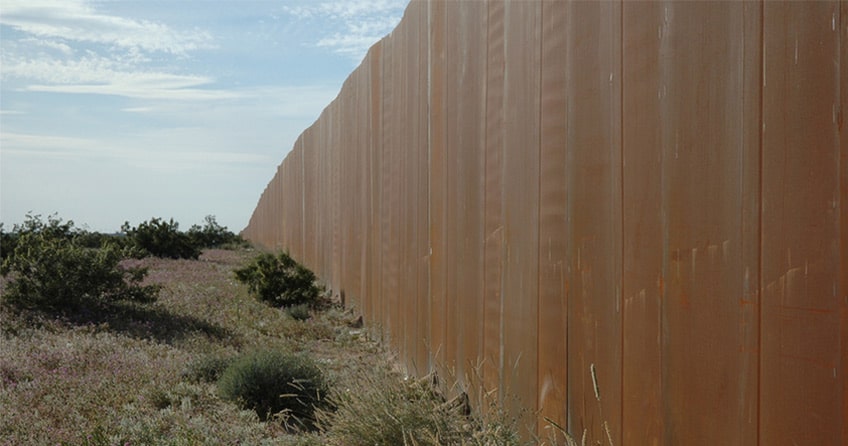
[[122, 218, 200, 259], [233, 252, 323, 308], [217, 349, 330, 430], [74, 230, 129, 250], [187, 215, 246, 249], [0, 215, 159, 311]]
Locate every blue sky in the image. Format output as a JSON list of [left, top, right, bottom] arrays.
[[0, 0, 406, 233]]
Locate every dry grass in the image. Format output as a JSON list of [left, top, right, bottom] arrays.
[[0, 248, 528, 445]]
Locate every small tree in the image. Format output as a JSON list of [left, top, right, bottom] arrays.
[[122, 218, 199, 259], [187, 215, 244, 249], [1, 214, 159, 311], [233, 251, 323, 308]]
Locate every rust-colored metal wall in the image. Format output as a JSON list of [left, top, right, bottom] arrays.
[[243, 1, 846, 443]]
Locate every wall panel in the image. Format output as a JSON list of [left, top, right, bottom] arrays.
[[537, 0, 569, 437], [760, 2, 844, 444], [660, 4, 758, 444], [564, 1, 622, 442], [501, 1, 541, 431], [447, 0, 487, 391], [482, 0, 506, 402], [621, 2, 664, 444], [427, 0, 448, 375]]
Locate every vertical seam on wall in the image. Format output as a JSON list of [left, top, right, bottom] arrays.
[[756, 1, 765, 445], [498, 0, 509, 398], [840, 4, 847, 441], [426, 0, 433, 373], [482, 0, 490, 380], [537, 0, 544, 423], [563, 0, 571, 431], [619, 0, 626, 440]]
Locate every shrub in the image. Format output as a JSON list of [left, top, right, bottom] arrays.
[[122, 218, 200, 259], [217, 349, 330, 430], [0, 215, 159, 311], [286, 303, 311, 321], [187, 215, 246, 249], [74, 230, 128, 250], [233, 252, 323, 308]]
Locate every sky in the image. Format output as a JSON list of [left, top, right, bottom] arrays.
[[0, 0, 407, 233]]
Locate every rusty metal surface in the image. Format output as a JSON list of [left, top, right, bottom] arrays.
[[242, 1, 846, 443]]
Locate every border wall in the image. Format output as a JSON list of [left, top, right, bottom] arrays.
[[243, 1, 847, 443]]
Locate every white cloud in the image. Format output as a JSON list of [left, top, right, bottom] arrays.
[[2, 54, 240, 100], [21, 37, 74, 55], [1, 131, 272, 171], [24, 83, 242, 101], [284, 0, 405, 62], [0, 132, 97, 157], [121, 107, 154, 113], [0, 0, 213, 55], [0, 0, 224, 100]]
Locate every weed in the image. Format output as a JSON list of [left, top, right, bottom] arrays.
[[317, 358, 523, 446]]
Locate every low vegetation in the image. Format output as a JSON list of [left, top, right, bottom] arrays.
[[318, 365, 520, 446], [0, 214, 158, 311], [120, 214, 246, 260], [1, 213, 574, 445], [121, 217, 200, 259]]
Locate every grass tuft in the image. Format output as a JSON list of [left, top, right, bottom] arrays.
[[217, 349, 331, 430]]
